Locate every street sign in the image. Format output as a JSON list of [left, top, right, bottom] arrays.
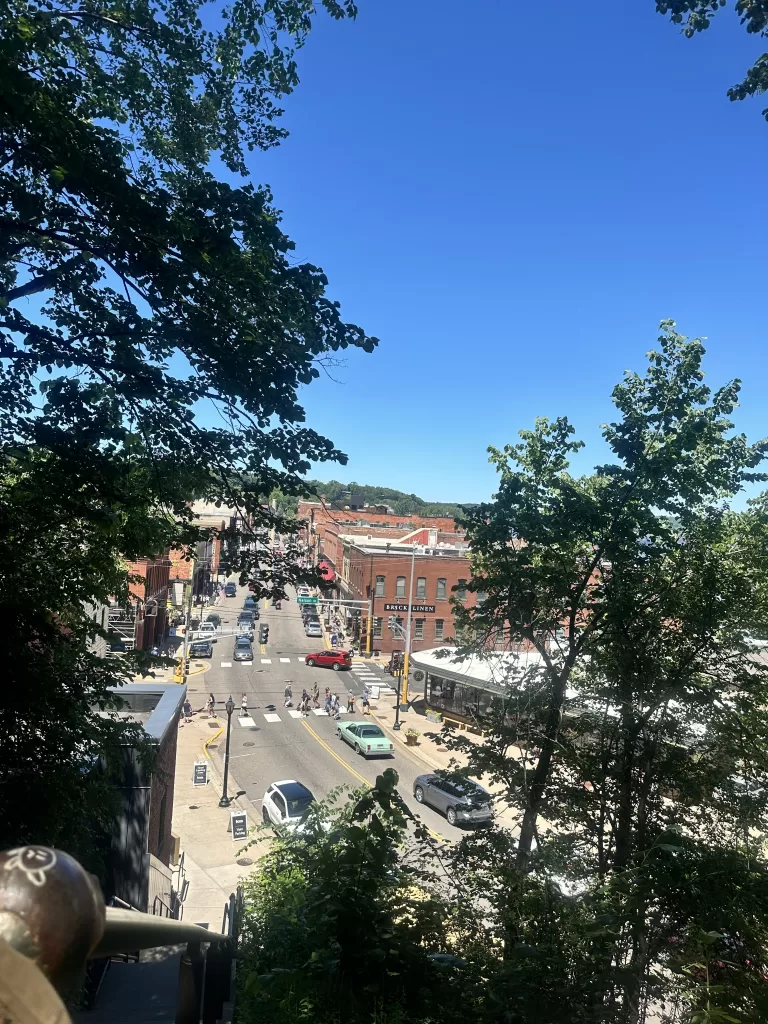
[[231, 811, 249, 841], [369, 685, 380, 701], [193, 762, 208, 786], [297, 596, 318, 604]]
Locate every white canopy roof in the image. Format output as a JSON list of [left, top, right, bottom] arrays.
[[410, 647, 547, 695]]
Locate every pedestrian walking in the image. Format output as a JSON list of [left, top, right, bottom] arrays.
[[183, 699, 193, 722], [312, 681, 319, 702], [206, 693, 216, 718], [347, 692, 355, 714], [362, 689, 370, 715], [240, 693, 248, 718], [284, 683, 293, 701]]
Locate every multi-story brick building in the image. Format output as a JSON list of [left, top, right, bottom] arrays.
[[335, 530, 478, 656], [298, 500, 464, 587]]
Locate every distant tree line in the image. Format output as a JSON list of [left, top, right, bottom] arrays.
[[269, 479, 464, 520]]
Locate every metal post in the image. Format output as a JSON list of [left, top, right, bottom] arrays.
[[393, 661, 402, 731], [176, 941, 204, 1024], [218, 696, 235, 808], [180, 552, 196, 687], [401, 543, 416, 708], [367, 555, 374, 657]]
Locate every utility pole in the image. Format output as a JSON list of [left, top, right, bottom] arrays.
[[401, 542, 417, 707], [180, 551, 196, 687]]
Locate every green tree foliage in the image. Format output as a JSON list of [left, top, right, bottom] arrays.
[[274, 477, 464, 519], [445, 322, 768, 1020], [0, 0, 373, 857], [656, 0, 768, 121], [238, 770, 490, 1024]]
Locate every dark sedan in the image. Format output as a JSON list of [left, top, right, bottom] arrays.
[[189, 640, 213, 658], [412, 773, 494, 827]]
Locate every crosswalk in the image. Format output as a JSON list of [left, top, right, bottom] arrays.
[[237, 707, 350, 726], [218, 658, 387, 669]]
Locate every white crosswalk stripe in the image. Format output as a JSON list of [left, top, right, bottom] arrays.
[[220, 661, 232, 667], [240, 661, 253, 666], [261, 658, 272, 664], [263, 713, 281, 723], [238, 716, 256, 728], [287, 709, 303, 719], [312, 707, 328, 716], [279, 657, 290, 663]]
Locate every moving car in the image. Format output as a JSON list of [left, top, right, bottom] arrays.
[[206, 612, 221, 628], [189, 640, 213, 659], [296, 585, 311, 597], [305, 649, 352, 671], [412, 773, 494, 827], [197, 620, 217, 635], [337, 721, 394, 758], [305, 621, 323, 638], [225, 582, 237, 597], [243, 596, 260, 618], [233, 636, 253, 662], [262, 780, 315, 828]]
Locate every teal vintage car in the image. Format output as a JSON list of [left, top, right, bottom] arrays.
[[337, 720, 394, 759]]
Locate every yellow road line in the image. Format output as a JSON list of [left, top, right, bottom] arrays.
[[300, 720, 369, 786], [203, 726, 224, 759], [260, 643, 266, 654]]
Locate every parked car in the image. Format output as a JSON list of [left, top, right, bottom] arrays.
[[262, 780, 315, 828], [412, 773, 494, 827], [189, 640, 213, 659], [225, 582, 237, 597], [233, 636, 253, 662], [337, 721, 394, 759], [304, 649, 352, 671], [305, 621, 323, 638]]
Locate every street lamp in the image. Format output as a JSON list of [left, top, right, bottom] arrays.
[[393, 661, 403, 731], [218, 695, 236, 808]]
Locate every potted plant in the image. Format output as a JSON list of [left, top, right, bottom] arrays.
[[404, 728, 420, 746]]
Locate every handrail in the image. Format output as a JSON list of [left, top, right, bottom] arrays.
[[91, 907, 229, 959]]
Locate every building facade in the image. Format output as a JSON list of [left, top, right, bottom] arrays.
[[335, 532, 477, 656]]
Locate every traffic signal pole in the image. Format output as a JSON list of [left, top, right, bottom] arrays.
[[401, 542, 416, 707]]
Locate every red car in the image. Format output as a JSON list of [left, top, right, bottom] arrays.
[[305, 649, 352, 671]]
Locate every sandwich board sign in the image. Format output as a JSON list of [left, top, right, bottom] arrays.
[[231, 811, 248, 841], [369, 685, 380, 701], [193, 762, 208, 786]]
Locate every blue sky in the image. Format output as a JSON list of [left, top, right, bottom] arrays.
[[248, 0, 768, 503]]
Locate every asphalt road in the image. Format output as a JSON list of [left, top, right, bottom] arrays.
[[185, 581, 467, 843]]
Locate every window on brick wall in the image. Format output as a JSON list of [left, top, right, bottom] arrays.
[[373, 617, 383, 639], [434, 619, 444, 640], [436, 577, 447, 600], [457, 578, 467, 601], [375, 575, 385, 597], [414, 618, 425, 640], [396, 576, 406, 597], [416, 577, 426, 598]]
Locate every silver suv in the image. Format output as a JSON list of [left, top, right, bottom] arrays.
[[233, 636, 253, 662], [413, 773, 494, 827]]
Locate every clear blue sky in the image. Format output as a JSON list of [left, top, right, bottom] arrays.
[[250, 0, 768, 503]]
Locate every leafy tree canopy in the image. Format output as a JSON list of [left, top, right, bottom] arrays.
[[0, 0, 373, 858], [656, 0, 768, 121]]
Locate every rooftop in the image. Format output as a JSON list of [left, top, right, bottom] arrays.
[[410, 647, 547, 694]]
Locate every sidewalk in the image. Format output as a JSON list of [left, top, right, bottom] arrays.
[[171, 710, 259, 931]]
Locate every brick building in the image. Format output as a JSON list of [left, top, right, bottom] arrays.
[[103, 682, 186, 913], [335, 531, 478, 656], [298, 500, 464, 588]]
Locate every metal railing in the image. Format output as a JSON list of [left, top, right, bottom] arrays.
[[0, 845, 244, 1024]]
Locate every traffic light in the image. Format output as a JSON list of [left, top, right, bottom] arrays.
[[259, 624, 269, 644], [388, 615, 398, 631]]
